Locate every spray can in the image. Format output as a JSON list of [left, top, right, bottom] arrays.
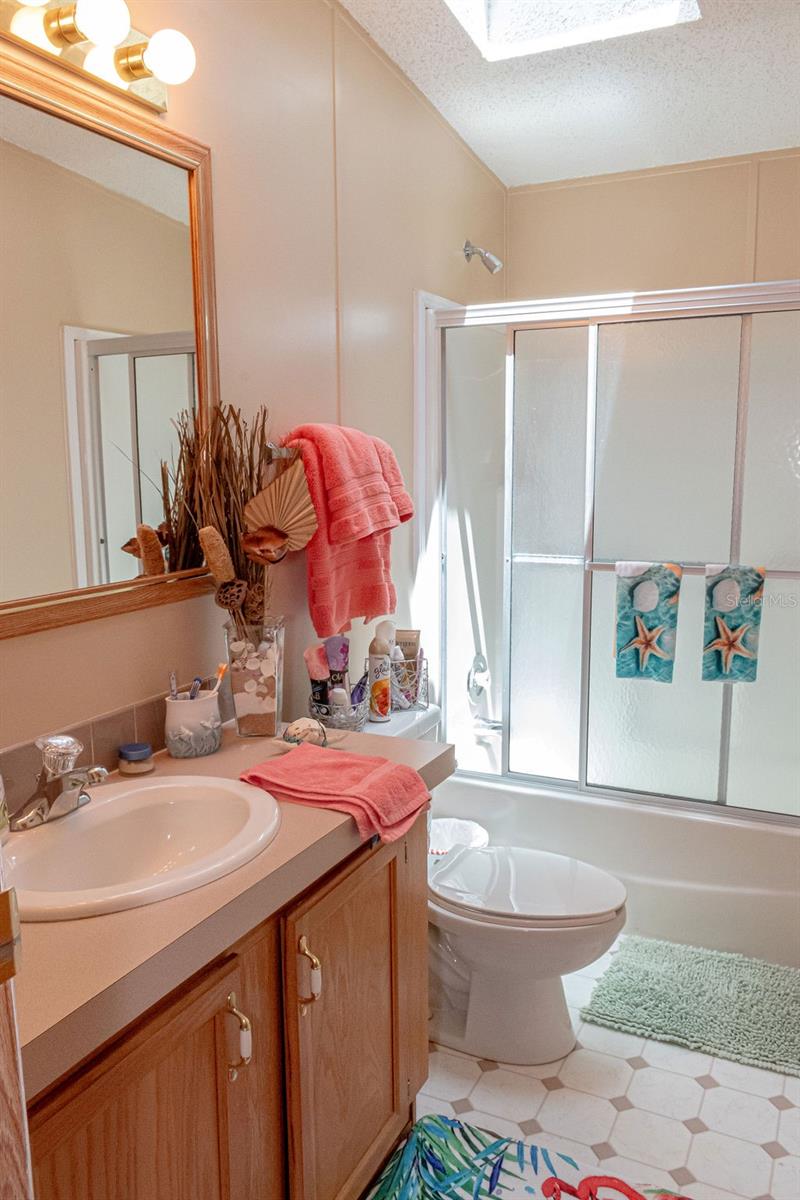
[[368, 635, 391, 722]]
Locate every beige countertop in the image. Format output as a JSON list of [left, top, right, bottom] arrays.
[[15, 727, 455, 1100]]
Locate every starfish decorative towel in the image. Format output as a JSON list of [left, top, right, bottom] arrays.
[[702, 564, 764, 682], [615, 561, 683, 682]]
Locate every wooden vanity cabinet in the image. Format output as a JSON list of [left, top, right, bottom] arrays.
[[283, 816, 428, 1200], [29, 918, 285, 1200], [26, 813, 428, 1200]]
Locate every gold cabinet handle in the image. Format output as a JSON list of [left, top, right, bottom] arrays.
[[298, 934, 322, 1013], [226, 991, 252, 1082]]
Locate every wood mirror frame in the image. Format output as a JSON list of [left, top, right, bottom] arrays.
[[0, 35, 217, 640]]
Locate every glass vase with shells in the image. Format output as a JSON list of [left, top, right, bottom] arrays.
[[169, 405, 317, 739]]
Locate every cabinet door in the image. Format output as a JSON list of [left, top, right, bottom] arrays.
[[283, 816, 428, 1200], [227, 919, 287, 1200], [30, 957, 248, 1200]]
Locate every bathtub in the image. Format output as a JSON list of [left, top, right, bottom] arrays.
[[431, 773, 800, 967]]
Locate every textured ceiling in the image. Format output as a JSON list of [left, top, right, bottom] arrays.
[[0, 95, 189, 223], [340, 0, 800, 186]]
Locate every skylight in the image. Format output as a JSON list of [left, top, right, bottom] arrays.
[[442, 0, 702, 61]]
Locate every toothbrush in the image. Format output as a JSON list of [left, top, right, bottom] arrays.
[[169, 670, 178, 700], [188, 676, 203, 700], [209, 663, 228, 695]]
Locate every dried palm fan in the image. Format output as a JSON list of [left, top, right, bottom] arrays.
[[243, 459, 317, 560], [136, 525, 166, 575], [199, 526, 235, 585]]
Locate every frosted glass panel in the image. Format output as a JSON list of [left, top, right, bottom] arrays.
[[444, 325, 506, 775], [134, 353, 195, 528], [513, 327, 587, 555], [98, 354, 136, 585], [509, 563, 582, 780], [727, 578, 800, 816], [587, 571, 722, 799], [740, 311, 800, 570], [594, 317, 741, 563]]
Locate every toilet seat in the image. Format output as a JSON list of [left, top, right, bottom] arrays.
[[428, 844, 626, 928]]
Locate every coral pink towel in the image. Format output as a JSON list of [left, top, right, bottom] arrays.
[[241, 742, 429, 843], [283, 424, 414, 638]]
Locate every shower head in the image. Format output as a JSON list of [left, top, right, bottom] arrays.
[[463, 240, 503, 274]]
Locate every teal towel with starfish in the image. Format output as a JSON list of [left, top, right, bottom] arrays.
[[702, 564, 763, 682], [615, 561, 683, 682]]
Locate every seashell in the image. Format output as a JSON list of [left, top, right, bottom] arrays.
[[246, 657, 261, 671], [244, 679, 258, 693], [244, 459, 317, 553], [713, 579, 740, 612], [632, 580, 658, 613], [229, 640, 245, 655], [242, 527, 289, 566], [283, 718, 327, 747]]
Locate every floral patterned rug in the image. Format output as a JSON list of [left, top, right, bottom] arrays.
[[366, 1115, 694, 1199]]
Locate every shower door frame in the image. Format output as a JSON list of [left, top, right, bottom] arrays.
[[417, 279, 800, 826]]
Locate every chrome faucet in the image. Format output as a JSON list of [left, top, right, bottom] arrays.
[[9, 734, 109, 831]]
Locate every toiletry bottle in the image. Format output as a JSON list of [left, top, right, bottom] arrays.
[[375, 620, 396, 653], [368, 635, 391, 722], [118, 743, 155, 775]]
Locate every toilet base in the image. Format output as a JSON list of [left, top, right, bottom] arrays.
[[432, 972, 577, 1066]]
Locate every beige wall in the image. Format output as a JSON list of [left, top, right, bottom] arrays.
[[0, 0, 505, 747], [0, 140, 193, 602], [3, 0, 797, 751], [507, 149, 800, 299]]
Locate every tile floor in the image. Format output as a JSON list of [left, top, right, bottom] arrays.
[[418, 947, 799, 1200]]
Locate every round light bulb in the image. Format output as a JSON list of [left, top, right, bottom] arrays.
[[19, 0, 49, 7], [10, 5, 54, 51], [74, 0, 130, 47], [143, 29, 196, 85], [83, 44, 126, 87]]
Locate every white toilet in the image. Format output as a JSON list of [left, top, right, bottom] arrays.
[[428, 839, 626, 1065]]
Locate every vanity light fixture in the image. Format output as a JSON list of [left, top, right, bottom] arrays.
[[4, 1, 197, 109], [43, 0, 131, 48], [9, 3, 54, 51], [115, 28, 196, 85]]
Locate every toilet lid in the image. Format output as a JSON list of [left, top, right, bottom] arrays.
[[428, 845, 626, 922]]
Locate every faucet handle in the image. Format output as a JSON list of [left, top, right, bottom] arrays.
[[35, 734, 84, 777]]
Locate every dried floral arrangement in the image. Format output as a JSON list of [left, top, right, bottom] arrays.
[[121, 403, 317, 737], [173, 404, 286, 629]]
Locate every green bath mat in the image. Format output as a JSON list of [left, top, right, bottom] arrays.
[[581, 935, 800, 1077]]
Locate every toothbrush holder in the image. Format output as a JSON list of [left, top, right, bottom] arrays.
[[165, 690, 222, 759]]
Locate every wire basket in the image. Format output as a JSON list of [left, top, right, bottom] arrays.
[[390, 657, 429, 711], [309, 695, 370, 731]]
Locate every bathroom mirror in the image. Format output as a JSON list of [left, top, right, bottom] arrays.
[[0, 38, 218, 637]]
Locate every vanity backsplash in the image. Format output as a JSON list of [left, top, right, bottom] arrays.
[[0, 676, 235, 817]]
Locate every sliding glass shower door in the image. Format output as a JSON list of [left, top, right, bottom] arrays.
[[441, 294, 800, 820]]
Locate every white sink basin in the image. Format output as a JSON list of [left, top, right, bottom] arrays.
[[6, 775, 281, 921]]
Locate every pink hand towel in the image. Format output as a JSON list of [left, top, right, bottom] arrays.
[[283, 423, 413, 544], [283, 424, 413, 638], [241, 742, 429, 843]]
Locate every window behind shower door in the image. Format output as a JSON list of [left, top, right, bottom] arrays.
[[65, 330, 196, 587]]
